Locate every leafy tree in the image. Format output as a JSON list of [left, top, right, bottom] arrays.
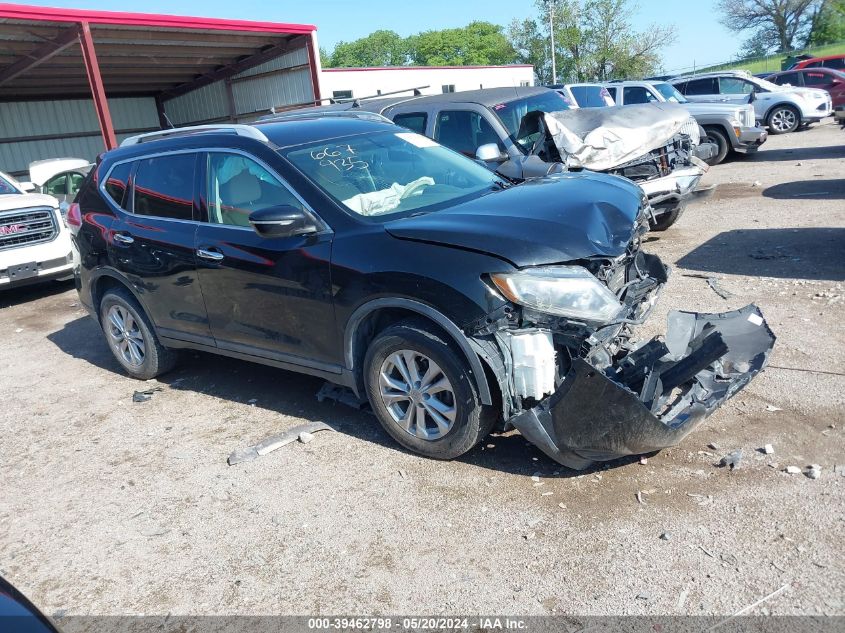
[[514, 0, 676, 82], [507, 18, 552, 81], [327, 30, 410, 68], [717, 0, 824, 52], [408, 22, 516, 66], [806, 0, 845, 46], [737, 29, 777, 59]]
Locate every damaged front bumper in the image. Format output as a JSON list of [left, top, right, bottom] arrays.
[[638, 162, 707, 215], [507, 305, 776, 470]]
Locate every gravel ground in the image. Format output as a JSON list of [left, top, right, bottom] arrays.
[[1, 120, 843, 618]]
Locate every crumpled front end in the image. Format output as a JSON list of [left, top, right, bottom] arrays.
[[506, 305, 775, 469]]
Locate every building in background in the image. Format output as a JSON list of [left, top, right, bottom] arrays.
[[320, 65, 535, 102]]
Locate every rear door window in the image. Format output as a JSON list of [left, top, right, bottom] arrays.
[[682, 78, 718, 95], [392, 112, 428, 135], [104, 161, 133, 209], [570, 85, 613, 107], [44, 174, 68, 196], [133, 153, 196, 220]]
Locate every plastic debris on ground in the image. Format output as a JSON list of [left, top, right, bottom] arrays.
[[227, 422, 335, 465], [132, 387, 162, 403]]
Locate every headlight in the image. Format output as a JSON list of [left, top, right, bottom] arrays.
[[491, 266, 624, 322]]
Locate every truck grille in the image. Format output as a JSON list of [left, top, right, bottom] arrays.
[[0, 206, 58, 251], [680, 116, 700, 145], [739, 107, 756, 128]]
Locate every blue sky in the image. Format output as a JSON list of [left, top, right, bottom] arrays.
[[23, 0, 742, 74]]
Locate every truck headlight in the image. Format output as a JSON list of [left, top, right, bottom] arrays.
[[491, 266, 624, 322]]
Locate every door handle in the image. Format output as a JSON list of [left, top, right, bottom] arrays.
[[197, 247, 224, 262], [113, 232, 134, 245]]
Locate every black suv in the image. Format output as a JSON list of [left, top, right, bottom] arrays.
[[70, 117, 774, 469]]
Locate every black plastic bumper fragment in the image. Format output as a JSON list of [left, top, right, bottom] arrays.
[[509, 304, 776, 470]]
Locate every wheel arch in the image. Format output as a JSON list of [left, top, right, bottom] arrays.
[[763, 100, 800, 122], [344, 298, 494, 406], [90, 271, 148, 324]]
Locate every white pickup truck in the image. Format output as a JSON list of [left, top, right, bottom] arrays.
[[0, 170, 74, 289]]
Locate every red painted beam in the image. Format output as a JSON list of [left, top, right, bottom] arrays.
[[305, 32, 322, 104], [77, 21, 117, 150], [0, 3, 315, 35]]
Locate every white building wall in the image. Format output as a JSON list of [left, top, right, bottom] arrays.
[[319, 65, 534, 101]]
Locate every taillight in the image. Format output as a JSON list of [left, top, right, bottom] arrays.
[[67, 202, 82, 228]]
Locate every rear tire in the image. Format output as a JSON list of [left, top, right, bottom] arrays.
[[99, 287, 177, 380], [766, 105, 800, 134], [363, 319, 496, 460], [702, 126, 730, 166]]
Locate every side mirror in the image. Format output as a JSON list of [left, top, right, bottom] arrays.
[[18, 181, 36, 192], [475, 143, 507, 163], [248, 205, 316, 238]]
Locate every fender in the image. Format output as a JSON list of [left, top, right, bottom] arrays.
[[88, 267, 152, 322], [344, 297, 493, 406]]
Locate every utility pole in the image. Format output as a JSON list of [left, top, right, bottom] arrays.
[[547, 0, 557, 84]]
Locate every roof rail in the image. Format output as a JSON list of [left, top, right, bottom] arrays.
[[120, 124, 269, 147], [258, 110, 394, 124]]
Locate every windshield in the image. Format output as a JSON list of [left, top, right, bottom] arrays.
[[282, 130, 501, 219], [654, 83, 688, 103], [0, 173, 20, 195], [492, 91, 571, 150]]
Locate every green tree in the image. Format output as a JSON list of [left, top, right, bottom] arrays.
[[408, 22, 516, 66], [328, 30, 410, 68], [514, 0, 676, 82], [806, 0, 845, 46], [717, 0, 823, 52], [508, 18, 552, 82]]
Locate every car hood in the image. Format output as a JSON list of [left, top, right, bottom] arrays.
[[384, 172, 644, 268], [0, 192, 58, 212], [681, 101, 745, 116]]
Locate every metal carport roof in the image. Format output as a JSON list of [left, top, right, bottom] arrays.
[[0, 3, 320, 149]]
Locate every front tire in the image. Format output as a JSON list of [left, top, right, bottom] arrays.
[[649, 204, 684, 231], [702, 126, 730, 166], [767, 105, 800, 134], [99, 287, 177, 380], [363, 319, 495, 460]]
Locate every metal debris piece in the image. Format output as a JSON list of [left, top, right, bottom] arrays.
[[765, 405, 782, 412], [398, 469, 408, 479], [719, 450, 743, 470], [708, 442, 720, 450], [707, 277, 734, 299], [132, 387, 162, 403], [763, 444, 775, 455], [636, 491, 646, 505], [784, 466, 802, 474], [227, 422, 334, 465], [316, 382, 369, 410]]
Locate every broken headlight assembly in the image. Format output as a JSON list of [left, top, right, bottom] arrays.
[[490, 266, 624, 322]]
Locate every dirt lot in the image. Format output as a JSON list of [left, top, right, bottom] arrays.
[[1, 121, 843, 618]]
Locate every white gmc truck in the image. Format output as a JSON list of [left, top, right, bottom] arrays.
[[1, 170, 74, 289]]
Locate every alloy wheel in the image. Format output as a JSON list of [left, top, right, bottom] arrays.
[[378, 350, 457, 440], [105, 304, 146, 367], [771, 108, 797, 133]]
